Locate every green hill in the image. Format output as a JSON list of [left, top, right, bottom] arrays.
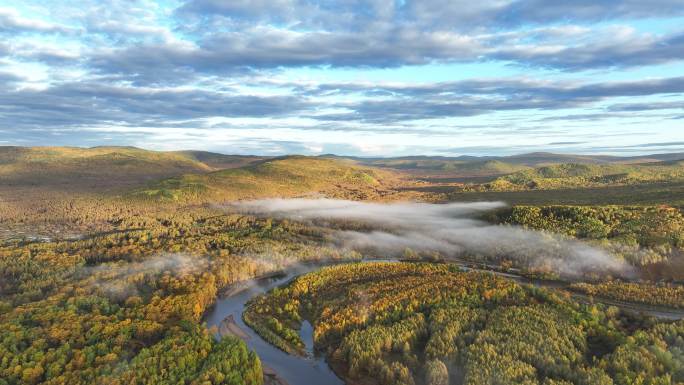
[[358, 157, 477, 171], [131, 156, 398, 202], [500, 152, 619, 165]]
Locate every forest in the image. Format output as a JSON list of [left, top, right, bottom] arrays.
[[0, 210, 349, 385], [3, 0, 684, 381], [1, 147, 684, 384], [245, 262, 684, 385]]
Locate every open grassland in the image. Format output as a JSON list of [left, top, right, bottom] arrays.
[[245, 262, 684, 385]]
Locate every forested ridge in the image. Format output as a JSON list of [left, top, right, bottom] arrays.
[[492, 205, 684, 249], [469, 162, 684, 192], [569, 281, 684, 308]]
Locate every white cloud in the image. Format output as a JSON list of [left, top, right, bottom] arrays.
[[0, 1, 682, 154]]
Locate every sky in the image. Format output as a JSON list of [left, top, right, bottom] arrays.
[[0, 0, 683, 157]]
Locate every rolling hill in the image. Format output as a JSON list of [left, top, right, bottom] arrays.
[[4, 146, 684, 203], [478, 160, 684, 191], [0, 146, 264, 193], [346, 151, 684, 169], [131, 156, 403, 202], [354, 157, 530, 173], [335, 152, 684, 185], [172, 150, 267, 169]]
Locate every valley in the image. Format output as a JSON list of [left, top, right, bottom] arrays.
[[4, 2, 683, 384], [1, 146, 683, 385]]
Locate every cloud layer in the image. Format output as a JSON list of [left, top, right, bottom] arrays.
[[0, 1, 683, 155]]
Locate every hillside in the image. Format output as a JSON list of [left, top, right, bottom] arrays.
[[344, 152, 684, 185], [500, 152, 620, 165], [131, 156, 403, 202], [173, 150, 267, 169], [348, 151, 684, 170], [442, 159, 530, 173], [358, 157, 529, 173], [477, 161, 684, 191], [0, 146, 264, 193], [3, 148, 683, 194]]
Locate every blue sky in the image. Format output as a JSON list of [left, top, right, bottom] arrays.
[[0, 0, 683, 156]]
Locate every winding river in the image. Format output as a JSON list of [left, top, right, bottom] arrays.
[[205, 264, 345, 385], [205, 260, 684, 385]]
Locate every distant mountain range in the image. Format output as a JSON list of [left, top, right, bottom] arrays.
[[324, 151, 684, 168]]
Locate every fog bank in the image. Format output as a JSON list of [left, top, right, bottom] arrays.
[[231, 199, 634, 278]]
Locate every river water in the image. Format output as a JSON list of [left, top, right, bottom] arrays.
[[205, 260, 684, 385], [204, 264, 345, 385]]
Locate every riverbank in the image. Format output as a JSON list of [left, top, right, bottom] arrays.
[[209, 259, 684, 385], [217, 314, 292, 385], [205, 262, 346, 385]]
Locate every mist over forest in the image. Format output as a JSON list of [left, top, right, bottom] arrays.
[[1, 0, 684, 383], [232, 199, 634, 278]]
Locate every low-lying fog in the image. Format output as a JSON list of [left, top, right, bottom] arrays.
[[231, 199, 635, 279]]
